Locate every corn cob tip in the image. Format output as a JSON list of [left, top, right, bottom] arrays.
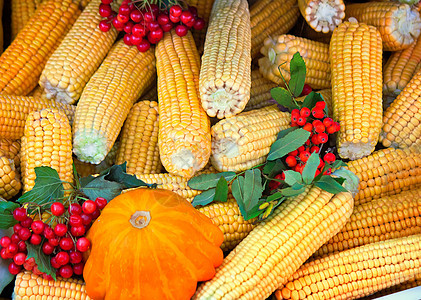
[[303, 0, 345, 33], [338, 140, 377, 161], [390, 4, 421, 46], [201, 88, 250, 119], [73, 129, 107, 164]]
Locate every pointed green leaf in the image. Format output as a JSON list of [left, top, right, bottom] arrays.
[[277, 127, 297, 140], [314, 175, 348, 194], [302, 152, 320, 184], [103, 162, 151, 188], [283, 170, 302, 186], [270, 87, 299, 111], [0, 202, 19, 229], [289, 52, 306, 97], [80, 175, 124, 202], [267, 192, 284, 202], [26, 243, 56, 280], [332, 167, 360, 196], [191, 188, 216, 207], [263, 159, 286, 178], [280, 185, 306, 197], [214, 177, 229, 202], [231, 176, 245, 212], [330, 159, 348, 169], [188, 172, 236, 190], [241, 169, 264, 220], [302, 91, 324, 111], [267, 128, 311, 161]]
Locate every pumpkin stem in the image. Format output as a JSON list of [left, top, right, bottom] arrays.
[[130, 211, 151, 229]]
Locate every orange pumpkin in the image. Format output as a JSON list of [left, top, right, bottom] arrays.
[[83, 188, 224, 300]]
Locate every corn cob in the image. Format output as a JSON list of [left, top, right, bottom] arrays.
[[363, 274, 421, 300], [250, 0, 300, 59], [345, 147, 421, 206], [11, 0, 41, 40], [0, 95, 76, 140], [115, 101, 162, 175], [275, 234, 421, 300], [186, 0, 215, 52], [313, 188, 421, 258], [28, 85, 50, 100], [330, 19, 383, 160], [259, 34, 331, 90], [156, 30, 211, 178], [39, 0, 119, 104], [0, 156, 21, 200], [211, 105, 291, 172], [21, 108, 73, 193], [14, 271, 91, 300], [0, 138, 21, 170], [381, 67, 421, 150], [0, 0, 3, 54], [199, 0, 252, 119], [194, 187, 354, 299], [197, 195, 257, 252], [345, 2, 421, 52], [139, 80, 158, 102], [298, 0, 345, 33], [243, 69, 278, 112], [383, 35, 421, 99], [73, 39, 156, 164], [0, 0, 81, 96]]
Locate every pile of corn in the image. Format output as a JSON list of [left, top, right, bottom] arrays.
[[1, 0, 421, 299]]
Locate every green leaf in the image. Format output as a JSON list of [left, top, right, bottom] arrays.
[[0, 202, 19, 229], [314, 175, 348, 194], [191, 188, 216, 207], [263, 159, 286, 178], [270, 87, 299, 111], [302, 152, 320, 184], [283, 170, 302, 186], [232, 169, 264, 220], [280, 185, 306, 197], [267, 128, 311, 161], [187, 172, 236, 190], [289, 52, 306, 97], [214, 177, 229, 202], [26, 243, 56, 280], [17, 166, 64, 212], [277, 127, 298, 140], [80, 175, 124, 202], [302, 91, 324, 111], [332, 167, 360, 196], [330, 160, 348, 170], [102, 162, 152, 189], [267, 192, 284, 202]]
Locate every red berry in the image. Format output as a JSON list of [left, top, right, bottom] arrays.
[[91, 208, 101, 220], [32, 265, 43, 276], [323, 152, 336, 164], [73, 262, 84, 275], [23, 257, 35, 271], [291, 108, 300, 117], [54, 223, 68, 237], [13, 223, 23, 234], [55, 251, 70, 266], [117, 13, 130, 23], [118, 4, 131, 15], [80, 213, 93, 226], [101, 0, 113, 4], [13, 253, 26, 265], [82, 200, 97, 215], [148, 28, 163, 44], [315, 169, 321, 177], [29, 233, 42, 245], [161, 21, 174, 32], [175, 24, 188, 37], [13, 207, 27, 222], [70, 225, 86, 237], [0, 236, 11, 248], [48, 236, 60, 247], [285, 155, 297, 167], [51, 256, 61, 269], [130, 9, 143, 22], [123, 21, 134, 33], [303, 122, 313, 132], [268, 173, 284, 190], [315, 101, 326, 110], [76, 237, 91, 253], [68, 203, 82, 215], [188, 5, 198, 18], [299, 151, 311, 163], [59, 237, 74, 251], [323, 117, 333, 127], [326, 124, 336, 134], [296, 117, 306, 126], [0, 248, 8, 259], [6, 243, 18, 256], [300, 84, 313, 96], [310, 146, 320, 153], [193, 18, 205, 30], [317, 133, 328, 144], [113, 17, 125, 30], [99, 20, 112, 32], [69, 250, 83, 264], [59, 264, 73, 278], [10, 233, 20, 245], [42, 242, 55, 255], [180, 11, 193, 25], [132, 24, 148, 37], [289, 150, 298, 157], [294, 163, 305, 174], [312, 119, 325, 133], [31, 220, 45, 235], [18, 228, 31, 241], [311, 108, 325, 119], [136, 39, 151, 52], [99, 4, 113, 18], [149, 4, 159, 17], [95, 197, 107, 210], [43, 274, 54, 281], [157, 14, 170, 26], [143, 11, 155, 23], [297, 145, 305, 153], [311, 134, 320, 145], [169, 5, 182, 17], [147, 20, 160, 31], [43, 226, 55, 239], [17, 240, 27, 252], [8, 262, 21, 275], [20, 216, 33, 228], [169, 14, 180, 23], [51, 202, 65, 217], [300, 107, 311, 118], [318, 158, 325, 169], [69, 215, 83, 227]]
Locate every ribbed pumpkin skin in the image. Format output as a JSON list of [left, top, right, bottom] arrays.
[[83, 188, 224, 300]]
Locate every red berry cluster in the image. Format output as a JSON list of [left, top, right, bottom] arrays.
[[98, 0, 205, 52], [0, 197, 108, 280]]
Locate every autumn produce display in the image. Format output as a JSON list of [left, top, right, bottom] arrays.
[[0, 0, 421, 299]]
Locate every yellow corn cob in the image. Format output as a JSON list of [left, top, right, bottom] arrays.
[[243, 69, 278, 112], [11, 0, 41, 39], [313, 188, 421, 258], [0, 138, 21, 170], [0, 0, 81, 96], [197, 195, 257, 252], [20, 108, 73, 193], [194, 186, 354, 299], [39, 0, 119, 104], [115, 101, 162, 175], [330, 19, 383, 160], [259, 34, 331, 90], [14, 271, 91, 300], [383, 35, 421, 99], [156, 30, 211, 178], [275, 234, 421, 300], [345, 147, 421, 206], [381, 67, 421, 150], [73, 39, 156, 164], [0, 156, 21, 200], [186, 0, 215, 52], [199, 0, 252, 119], [0, 95, 76, 140], [296, 88, 333, 115], [211, 105, 291, 172], [363, 274, 421, 300], [0, 0, 3, 53], [28, 85, 50, 100], [298, 0, 345, 33], [345, 2, 421, 52], [250, 0, 300, 59]]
